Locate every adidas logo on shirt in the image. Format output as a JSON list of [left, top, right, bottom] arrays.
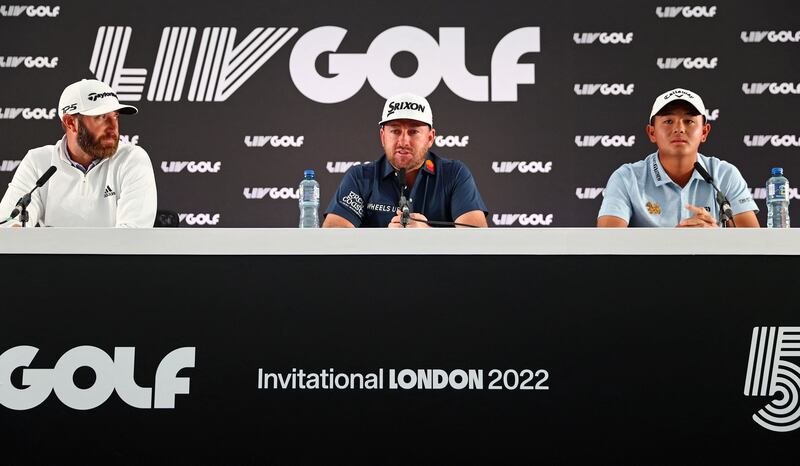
[[104, 185, 116, 198]]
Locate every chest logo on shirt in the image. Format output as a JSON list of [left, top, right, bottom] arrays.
[[103, 185, 117, 198], [425, 160, 434, 173], [646, 201, 661, 215], [366, 203, 395, 213]]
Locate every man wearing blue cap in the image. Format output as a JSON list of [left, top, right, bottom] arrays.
[[597, 88, 759, 227]]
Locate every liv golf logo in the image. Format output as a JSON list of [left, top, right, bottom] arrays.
[[744, 326, 800, 432], [0, 346, 195, 410], [87, 25, 539, 102]]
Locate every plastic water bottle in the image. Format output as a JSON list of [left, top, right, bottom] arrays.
[[298, 169, 320, 228], [766, 167, 790, 228]]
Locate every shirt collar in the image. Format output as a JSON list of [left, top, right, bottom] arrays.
[[421, 152, 436, 175], [59, 136, 102, 174], [381, 155, 396, 179], [650, 151, 706, 187], [649, 152, 671, 187]]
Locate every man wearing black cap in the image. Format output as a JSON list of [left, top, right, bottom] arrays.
[[323, 92, 488, 228], [0, 78, 157, 227], [597, 88, 759, 227]]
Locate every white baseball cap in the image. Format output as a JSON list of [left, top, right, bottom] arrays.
[[649, 88, 707, 122], [58, 78, 138, 118], [379, 92, 433, 126]]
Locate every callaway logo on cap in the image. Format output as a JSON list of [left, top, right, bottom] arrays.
[[379, 92, 433, 126], [58, 78, 138, 118], [649, 87, 707, 122]]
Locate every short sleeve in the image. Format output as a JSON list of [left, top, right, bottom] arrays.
[[324, 167, 367, 227], [598, 167, 633, 222], [719, 163, 759, 215], [449, 162, 488, 220]]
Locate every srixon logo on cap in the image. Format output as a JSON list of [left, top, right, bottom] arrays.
[[386, 101, 426, 117], [87, 91, 118, 102]]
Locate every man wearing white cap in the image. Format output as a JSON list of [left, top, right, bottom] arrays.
[[323, 92, 488, 228], [0, 79, 157, 227], [597, 88, 759, 227]]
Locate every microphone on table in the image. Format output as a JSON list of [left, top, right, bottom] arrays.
[[0, 166, 57, 226], [693, 161, 735, 227], [397, 168, 411, 228], [394, 166, 479, 228]]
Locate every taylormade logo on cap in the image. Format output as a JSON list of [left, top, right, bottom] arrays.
[[87, 91, 118, 102], [649, 87, 707, 122], [379, 92, 433, 126], [58, 78, 138, 118]]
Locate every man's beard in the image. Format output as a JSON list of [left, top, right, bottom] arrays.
[[388, 146, 426, 170], [77, 121, 118, 160]]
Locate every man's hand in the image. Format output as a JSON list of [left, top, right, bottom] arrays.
[[677, 204, 718, 228], [388, 210, 430, 228]]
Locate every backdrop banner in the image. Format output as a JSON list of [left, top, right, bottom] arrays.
[[0, 253, 797, 463], [1, 1, 798, 227]]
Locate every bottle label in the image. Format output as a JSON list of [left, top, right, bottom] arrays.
[[300, 184, 320, 203], [769, 182, 789, 200]]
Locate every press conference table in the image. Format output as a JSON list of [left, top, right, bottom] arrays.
[[1, 228, 797, 464], [1, 226, 799, 254]]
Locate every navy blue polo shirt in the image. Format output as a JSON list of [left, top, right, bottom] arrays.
[[324, 151, 488, 227]]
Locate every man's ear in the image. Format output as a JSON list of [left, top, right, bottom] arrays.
[[62, 114, 78, 134], [646, 124, 656, 143], [701, 123, 711, 142]]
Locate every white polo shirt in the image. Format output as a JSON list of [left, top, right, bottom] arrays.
[[598, 152, 758, 227]]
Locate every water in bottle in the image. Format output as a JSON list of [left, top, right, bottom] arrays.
[[299, 169, 320, 228], [766, 167, 790, 228]]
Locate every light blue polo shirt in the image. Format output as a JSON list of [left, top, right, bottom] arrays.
[[598, 152, 758, 227]]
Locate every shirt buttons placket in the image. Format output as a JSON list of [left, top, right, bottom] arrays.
[[680, 188, 689, 220]]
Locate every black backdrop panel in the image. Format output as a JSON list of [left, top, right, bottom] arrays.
[[1, 1, 799, 227], [0, 254, 797, 463]]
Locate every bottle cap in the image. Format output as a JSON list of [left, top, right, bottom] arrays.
[[304, 169, 315, 179], [772, 167, 783, 176]]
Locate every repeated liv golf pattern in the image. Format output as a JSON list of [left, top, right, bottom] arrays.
[[744, 326, 800, 432], [4, 2, 800, 227]]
